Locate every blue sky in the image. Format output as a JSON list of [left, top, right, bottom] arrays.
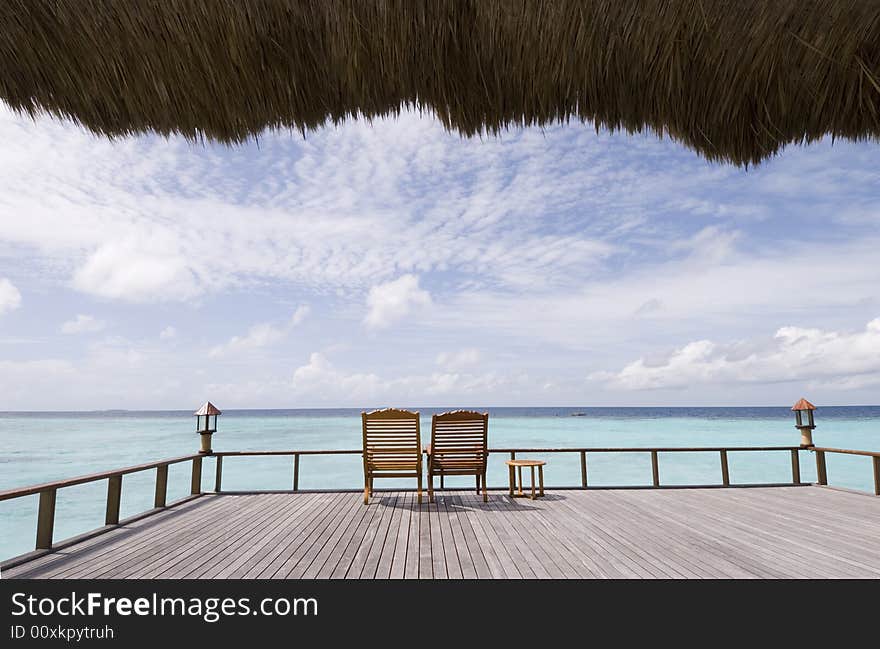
[[0, 105, 879, 410]]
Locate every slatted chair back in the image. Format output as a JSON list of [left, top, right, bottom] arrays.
[[430, 410, 489, 472], [361, 408, 422, 504]]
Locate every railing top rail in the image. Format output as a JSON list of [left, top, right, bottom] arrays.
[[812, 446, 880, 458], [0, 453, 201, 502], [490, 446, 801, 453], [2, 444, 875, 503], [214, 449, 362, 456], [215, 446, 801, 456]]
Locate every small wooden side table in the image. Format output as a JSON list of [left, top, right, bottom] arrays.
[[505, 459, 545, 499]]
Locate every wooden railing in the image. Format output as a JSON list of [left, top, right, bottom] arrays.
[[811, 446, 880, 495], [212, 449, 361, 491], [3, 445, 878, 559], [0, 453, 203, 552], [492, 446, 804, 489], [212, 446, 803, 492]]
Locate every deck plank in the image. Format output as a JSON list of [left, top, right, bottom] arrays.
[[355, 492, 399, 579], [403, 492, 421, 579], [5, 486, 879, 579], [233, 492, 347, 579], [205, 492, 334, 579], [293, 492, 370, 579], [384, 492, 412, 579], [435, 494, 465, 579], [326, 492, 386, 579]]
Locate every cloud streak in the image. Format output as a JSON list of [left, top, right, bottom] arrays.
[[0, 105, 879, 408], [0, 278, 21, 315], [208, 307, 310, 358], [592, 318, 880, 391], [61, 314, 105, 334], [364, 275, 431, 329]]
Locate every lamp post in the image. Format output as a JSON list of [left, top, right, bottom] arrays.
[[791, 398, 816, 447], [194, 401, 221, 454]]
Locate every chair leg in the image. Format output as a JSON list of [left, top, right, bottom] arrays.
[[363, 478, 370, 505], [417, 472, 423, 504], [482, 472, 488, 502], [428, 470, 434, 503], [476, 474, 480, 494]]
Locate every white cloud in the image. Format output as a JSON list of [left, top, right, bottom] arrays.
[[364, 275, 431, 329], [0, 106, 660, 305], [0, 278, 21, 315], [432, 234, 880, 352], [436, 348, 482, 371], [159, 326, 177, 340], [292, 352, 385, 402], [290, 351, 529, 406], [61, 314, 105, 334], [209, 306, 309, 357], [72, 238, 196, 302], [209, 322, 287, 358], [592, 318, 880, 391], [290, 305, 311, 326]]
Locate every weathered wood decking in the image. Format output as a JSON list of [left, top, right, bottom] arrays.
[[5, 486, 880, 579]]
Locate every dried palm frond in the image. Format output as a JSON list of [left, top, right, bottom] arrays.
[[0, 0, 878, 165]]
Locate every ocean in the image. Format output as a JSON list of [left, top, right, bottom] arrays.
[[1, 406, 878, 561]]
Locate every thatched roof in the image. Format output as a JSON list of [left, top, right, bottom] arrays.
[[1, 1, 878, 165]]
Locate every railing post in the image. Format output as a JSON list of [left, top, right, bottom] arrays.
[[580, 451, 588, 488], [214, 456, 223, 493], [293, 453, 300, 492], [510, 451, 516, 461], [191, 456, 203, 495], [155, 464, 168, 507], [720, 450, 730, 486], [790, 450, 801, 485], [873, 456, 880, 496], [651, 450, 660, 487], [35, 488, 57, 550], [105, 475, 122, 525], [815, 450, 827, 485]]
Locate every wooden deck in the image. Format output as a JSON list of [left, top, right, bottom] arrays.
[[5, 485, 880, 579]]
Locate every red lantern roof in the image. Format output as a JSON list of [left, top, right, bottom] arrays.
[[790, 398, 816, 411], [194, 401, 222, 416]]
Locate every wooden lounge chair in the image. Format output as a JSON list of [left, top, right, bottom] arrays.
[[426, 410, 489, 502], [362, 408, 423, 505]]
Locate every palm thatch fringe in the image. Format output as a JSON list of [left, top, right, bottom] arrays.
[[1, 0, 878, 165]]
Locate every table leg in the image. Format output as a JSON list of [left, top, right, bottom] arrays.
[[538, 465, 544, 497], [517, 466, 523, 496], [530, 466, 536, 499], [508, 465, 515, 497]]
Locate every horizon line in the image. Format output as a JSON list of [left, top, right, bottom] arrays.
[[2, 403, 879, 414]]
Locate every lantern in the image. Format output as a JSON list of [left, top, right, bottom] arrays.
[[194, 401, 221, 453], [791, 398, 816, 447]]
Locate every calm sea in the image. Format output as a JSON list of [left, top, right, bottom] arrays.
[[1, 406, 878, 560]]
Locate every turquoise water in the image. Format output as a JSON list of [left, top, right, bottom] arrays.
[[1, 406, 878, 561]]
